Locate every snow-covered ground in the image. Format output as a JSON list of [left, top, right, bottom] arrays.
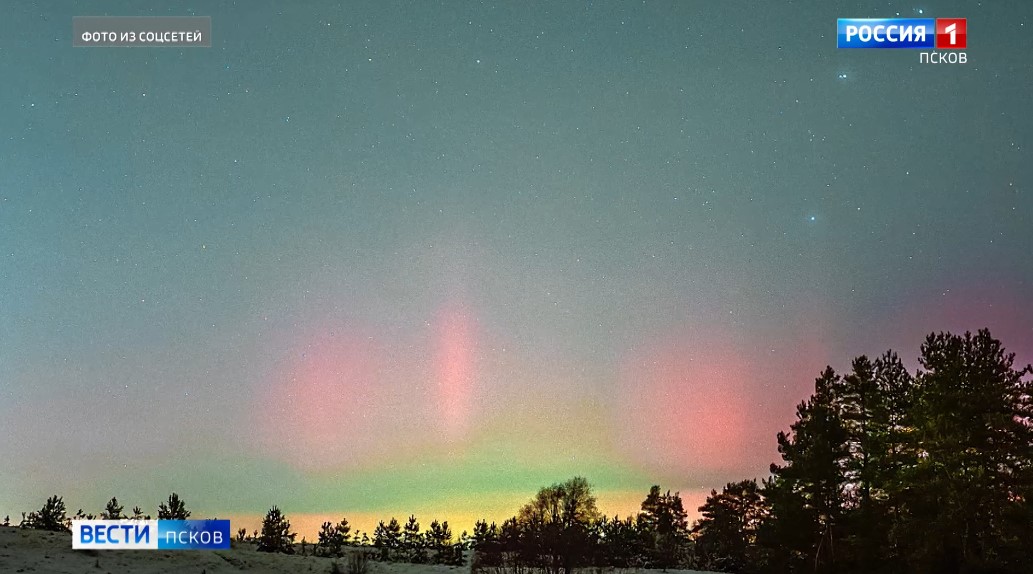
[[0, 526, 721, 574]]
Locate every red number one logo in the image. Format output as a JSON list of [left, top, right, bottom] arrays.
[[936, 18, 967, 49]]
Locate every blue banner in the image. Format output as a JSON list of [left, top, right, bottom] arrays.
[[157, 520, 231, 550], [837, 18, 935, 48]]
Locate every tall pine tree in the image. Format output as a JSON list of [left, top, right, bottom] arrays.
[[836, 352, 915, 570], [762, 367, 850, 573], [894, 330, 1033, 573]]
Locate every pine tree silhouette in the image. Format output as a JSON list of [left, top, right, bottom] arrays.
[[257, 506, 295, 554], [426, 519, 453, 564], [318, 518, 351, 557], [157, 493, 190, 520], [102, 497, 124, 520], [22, 495, 70, 532], [692, 479, 766, 572], [403, 515, 426, 563], [636, 485, 690, 568]]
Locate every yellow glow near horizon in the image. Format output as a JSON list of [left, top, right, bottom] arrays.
[[217, 488, 714, 542]]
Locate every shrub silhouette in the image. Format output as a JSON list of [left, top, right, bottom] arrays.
[[257, 506, 296, 554], [348, 549, 371, 574], [22, 495, 70, 532], [72, 508, 97, 521], [157, 493, 190, 520]]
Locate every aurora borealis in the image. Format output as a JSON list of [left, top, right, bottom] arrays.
[[2, 1, 1031, 539]]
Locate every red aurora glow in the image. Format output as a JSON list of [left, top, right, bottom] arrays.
[[617, 333, 752, 475], [255, 328, 383, 471], [434, 303, 478, 442]]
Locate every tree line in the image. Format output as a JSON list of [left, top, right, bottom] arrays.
[[470, 478, 694, 574], [456, 329, 1032, 574], [691, 329, 1032, 574], [16, 492, 190, 531], [247, 506, 465, 565], [12, 328, 1030, 573]]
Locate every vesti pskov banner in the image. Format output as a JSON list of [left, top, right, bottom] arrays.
[[72, 520, 231, 550]]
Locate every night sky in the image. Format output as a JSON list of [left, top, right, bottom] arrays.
[[2, 1, 1031, 538]]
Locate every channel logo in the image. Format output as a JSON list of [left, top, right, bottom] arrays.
[[936, 18, 967, 49], [837, 18, 966, 49], [72, 520, 231, 550]]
